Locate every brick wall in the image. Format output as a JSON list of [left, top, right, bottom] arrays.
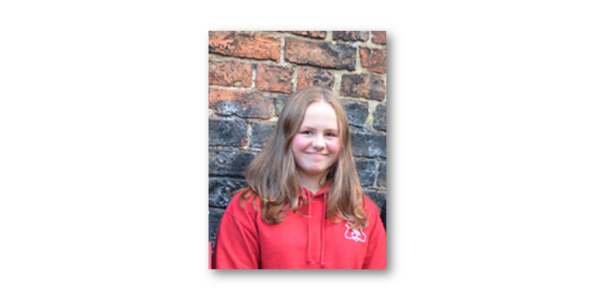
[[208, 31, 387, 254]]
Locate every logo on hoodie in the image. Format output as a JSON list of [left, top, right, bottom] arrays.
[[344, 222, 366, 242]]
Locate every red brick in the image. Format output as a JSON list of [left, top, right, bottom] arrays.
[[359, 47, 386, 74], [256, 64, 293, 94], [297, 68, 334, 90], [333, 31, 369, 42], [209, 59, 252, 87], [372, 31, 386, 45], [281, 31, 326, 39], [209, 88, 274, 119], [285, 37, 356, 70], [209, 31, 282, 62], [340, 74, 385, 100]]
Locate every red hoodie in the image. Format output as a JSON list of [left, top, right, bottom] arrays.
[[212, 185, 386, 269]]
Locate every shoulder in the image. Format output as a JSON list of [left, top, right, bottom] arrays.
[[363, 195, 380, 215], [362, 194, 384, 229], [224, 189, 261, 221]]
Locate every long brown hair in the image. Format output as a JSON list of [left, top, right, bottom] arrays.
[[237, 86, 368, 229]]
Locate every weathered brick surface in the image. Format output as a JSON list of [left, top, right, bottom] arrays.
[[256, 64, 293, 94], [342, 99, 369, 127], [249, 121, 275, 148], [372, 31, 386, 45], [208, 59, 252, 87], [209, 118, 248, 147], [285, 37, 356, 71], [209, 31, 388, 249], [363, 189, 386, 211], [333, 31, 369, 42], [209, 31, 282, 62], [209, 88, 274, 119], [351, 132, 386, 158], [360, 47, 386, 74], [341, 74, 386, 100], [273, 94, 289, 116], [209, 207, 225, 246], [282, 31, 326, 39], [363, 189, 386, 229], [377, 161, 386, 187], [373, 103, 386, 131], [209, 177, 247, 208], [355, 159, 377, 187], [297, 68, 335, 90], [209, 149, 256, 177]]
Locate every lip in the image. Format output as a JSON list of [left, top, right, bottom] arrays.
[[305, 152, 327, 156]]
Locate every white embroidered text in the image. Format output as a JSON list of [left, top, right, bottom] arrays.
[[344, 222, 366, 242]]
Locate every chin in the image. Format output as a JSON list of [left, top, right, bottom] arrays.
[[300, 167, 327, 177]]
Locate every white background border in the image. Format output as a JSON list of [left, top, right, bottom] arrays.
[[1, 1, 614, 299]]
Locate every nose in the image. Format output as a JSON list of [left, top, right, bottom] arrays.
[[312, 134, 325, 150]]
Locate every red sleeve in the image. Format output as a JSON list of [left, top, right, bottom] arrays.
[[212, 194, 260, 269], [362, 197, 387, 269]]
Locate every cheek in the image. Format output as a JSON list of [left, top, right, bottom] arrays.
[[291, 135, 309, 154], [327, 140, 341, 158]]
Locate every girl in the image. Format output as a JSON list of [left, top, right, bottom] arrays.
[[212, 86, 386, 269]]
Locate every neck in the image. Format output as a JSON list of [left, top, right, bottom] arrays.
[[296, 172, 326, 194]]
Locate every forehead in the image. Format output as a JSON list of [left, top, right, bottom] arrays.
[[300, 100, 338, 128]]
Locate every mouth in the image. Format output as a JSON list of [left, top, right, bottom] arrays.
[[305, 152, 327, 156]]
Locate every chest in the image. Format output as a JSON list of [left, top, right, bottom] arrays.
[[256, 202, 370, 268]]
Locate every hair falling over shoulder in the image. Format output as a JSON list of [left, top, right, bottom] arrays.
[[236, 86, 368, 230]]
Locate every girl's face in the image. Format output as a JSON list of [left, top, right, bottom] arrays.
[[291, 100, 341, 182]]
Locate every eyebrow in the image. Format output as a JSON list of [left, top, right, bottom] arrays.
[[299, 125, 339, 132]]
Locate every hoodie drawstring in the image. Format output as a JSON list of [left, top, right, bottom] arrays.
[[306, 195, 315, 265], [320, 194, 326, 268], [305, 190, 327, 268]]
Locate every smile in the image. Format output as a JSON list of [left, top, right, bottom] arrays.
[[305, 152, 327, 156]]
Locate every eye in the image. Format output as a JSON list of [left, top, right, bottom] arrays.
[[325, 133, 337, 137], [301, 131, 312, 135]]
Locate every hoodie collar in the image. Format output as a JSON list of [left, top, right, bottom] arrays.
[[300, 184, 330, 199]]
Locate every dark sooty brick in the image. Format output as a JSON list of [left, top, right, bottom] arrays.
[[377, 161, 386, 187], [363, 189, 386, 230], [209, 118, 248, 147], [355, 159, 377, 187], [209, 207, 225, 254], [209, 149, 256, 177], [343, 99, 369, 127], [373, 103, 386, 131], [249, 121, 275, 148], [209, 177, 247, 208], [351, 132, 386, 158], [332, 31, 369, 42]]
